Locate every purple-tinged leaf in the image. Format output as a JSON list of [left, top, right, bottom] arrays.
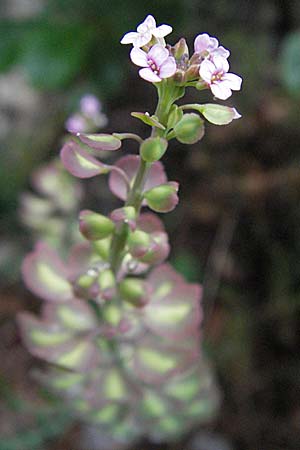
[[22, 242, 73, 302], [110, 206, 136, 231], [109, 155, 167, 201], [44, 300, 97, 332], [77, 133, 121, 150], [126, 337, 198, 384], [60, 141, 110, 178], [18, 311, 100, 372], [143, 283, 202, 339], [137, 213, 165, 233]]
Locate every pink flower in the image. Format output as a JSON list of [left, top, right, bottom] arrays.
[[65, 114, 87, 133], [194, 33, 230, 59], [80, 94, 101, 117], [120, 15, 172, 48], [130, 44, 176, 83], [199, 56, 242, 100]]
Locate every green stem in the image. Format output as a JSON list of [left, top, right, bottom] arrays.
[[109, 81, 184, 275]]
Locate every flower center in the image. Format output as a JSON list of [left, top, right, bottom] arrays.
[[148, 58, 159, 75], [211, 70, 224, 83]]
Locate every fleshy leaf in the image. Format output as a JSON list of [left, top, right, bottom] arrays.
[[109, 155, 167, 202], [131, 112, 165, 130], [144, 283, 202, 339], [60, 141, 110, 178], [50, 300, 97, 331], [77, 133, 121, 151], [22, 242, 73, 302]]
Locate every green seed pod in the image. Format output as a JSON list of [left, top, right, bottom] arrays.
[[174, 113, 204, 144], [79, 210, 115, 241], [128, 230, 151, 258], [92, 237, 111, 260], [140, 137, 168, 163], [98, 269, 116, 291], [144, 182, 179, 213]]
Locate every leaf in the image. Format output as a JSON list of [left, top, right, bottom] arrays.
[[108, 155, 167, 202], [77, 133, 121, 151], [131, 112, 166, 129], [22, 242, 73, 302], [60, 141, 110, 178]]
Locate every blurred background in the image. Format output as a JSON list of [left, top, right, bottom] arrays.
[[1, 1, 300, 449]]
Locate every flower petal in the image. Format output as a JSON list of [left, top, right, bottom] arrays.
[[139, 68, 162, 83], [148, 44, 169, 66], [214, 45, 230, 59], [194, 33, 211, 53], [120, 31, 139, 44], [159, 56, 176, 79], [222, 72, 243, 90], [210, 82, 232, 100], [212, 55, 229, 72], [130, 47, 148, 67], [199, 59, 215, 83], [137, 15, 156, 33], [152, 24, 172, 38]]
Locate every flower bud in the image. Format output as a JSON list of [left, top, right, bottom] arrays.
[[79, 210, 115, 241], [119, 278, 149, 307], [144, 182, 179, 213], [172, 38, 189, 60], [140, 137, 168, 163], [174, 113, 204, 144], [128, 230, 151, 258]]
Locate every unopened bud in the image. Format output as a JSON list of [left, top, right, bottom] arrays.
[[79, 210, 115, 240], [128, 230, 151, 258], [144, 182, 179, 213], [174, 113, 204, 144], [172, 38, 189, 60], [119, 278, 149, 307], [140, 137, 168, 163]]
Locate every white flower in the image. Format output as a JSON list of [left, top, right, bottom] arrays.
[[199, 56, 242, 100], [130, 44, 176, 83], [120, 15, 172, 48]]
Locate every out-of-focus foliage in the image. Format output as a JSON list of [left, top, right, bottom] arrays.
[[279, 31, 300, 97]]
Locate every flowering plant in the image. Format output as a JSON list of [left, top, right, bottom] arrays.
[[19, 15, 242, 446]]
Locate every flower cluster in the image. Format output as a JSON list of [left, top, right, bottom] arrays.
[[121, 15, 242, 101], [20, 14, 243, 447]]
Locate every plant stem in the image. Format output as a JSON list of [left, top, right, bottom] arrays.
[[109, 80, 184, 275]]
